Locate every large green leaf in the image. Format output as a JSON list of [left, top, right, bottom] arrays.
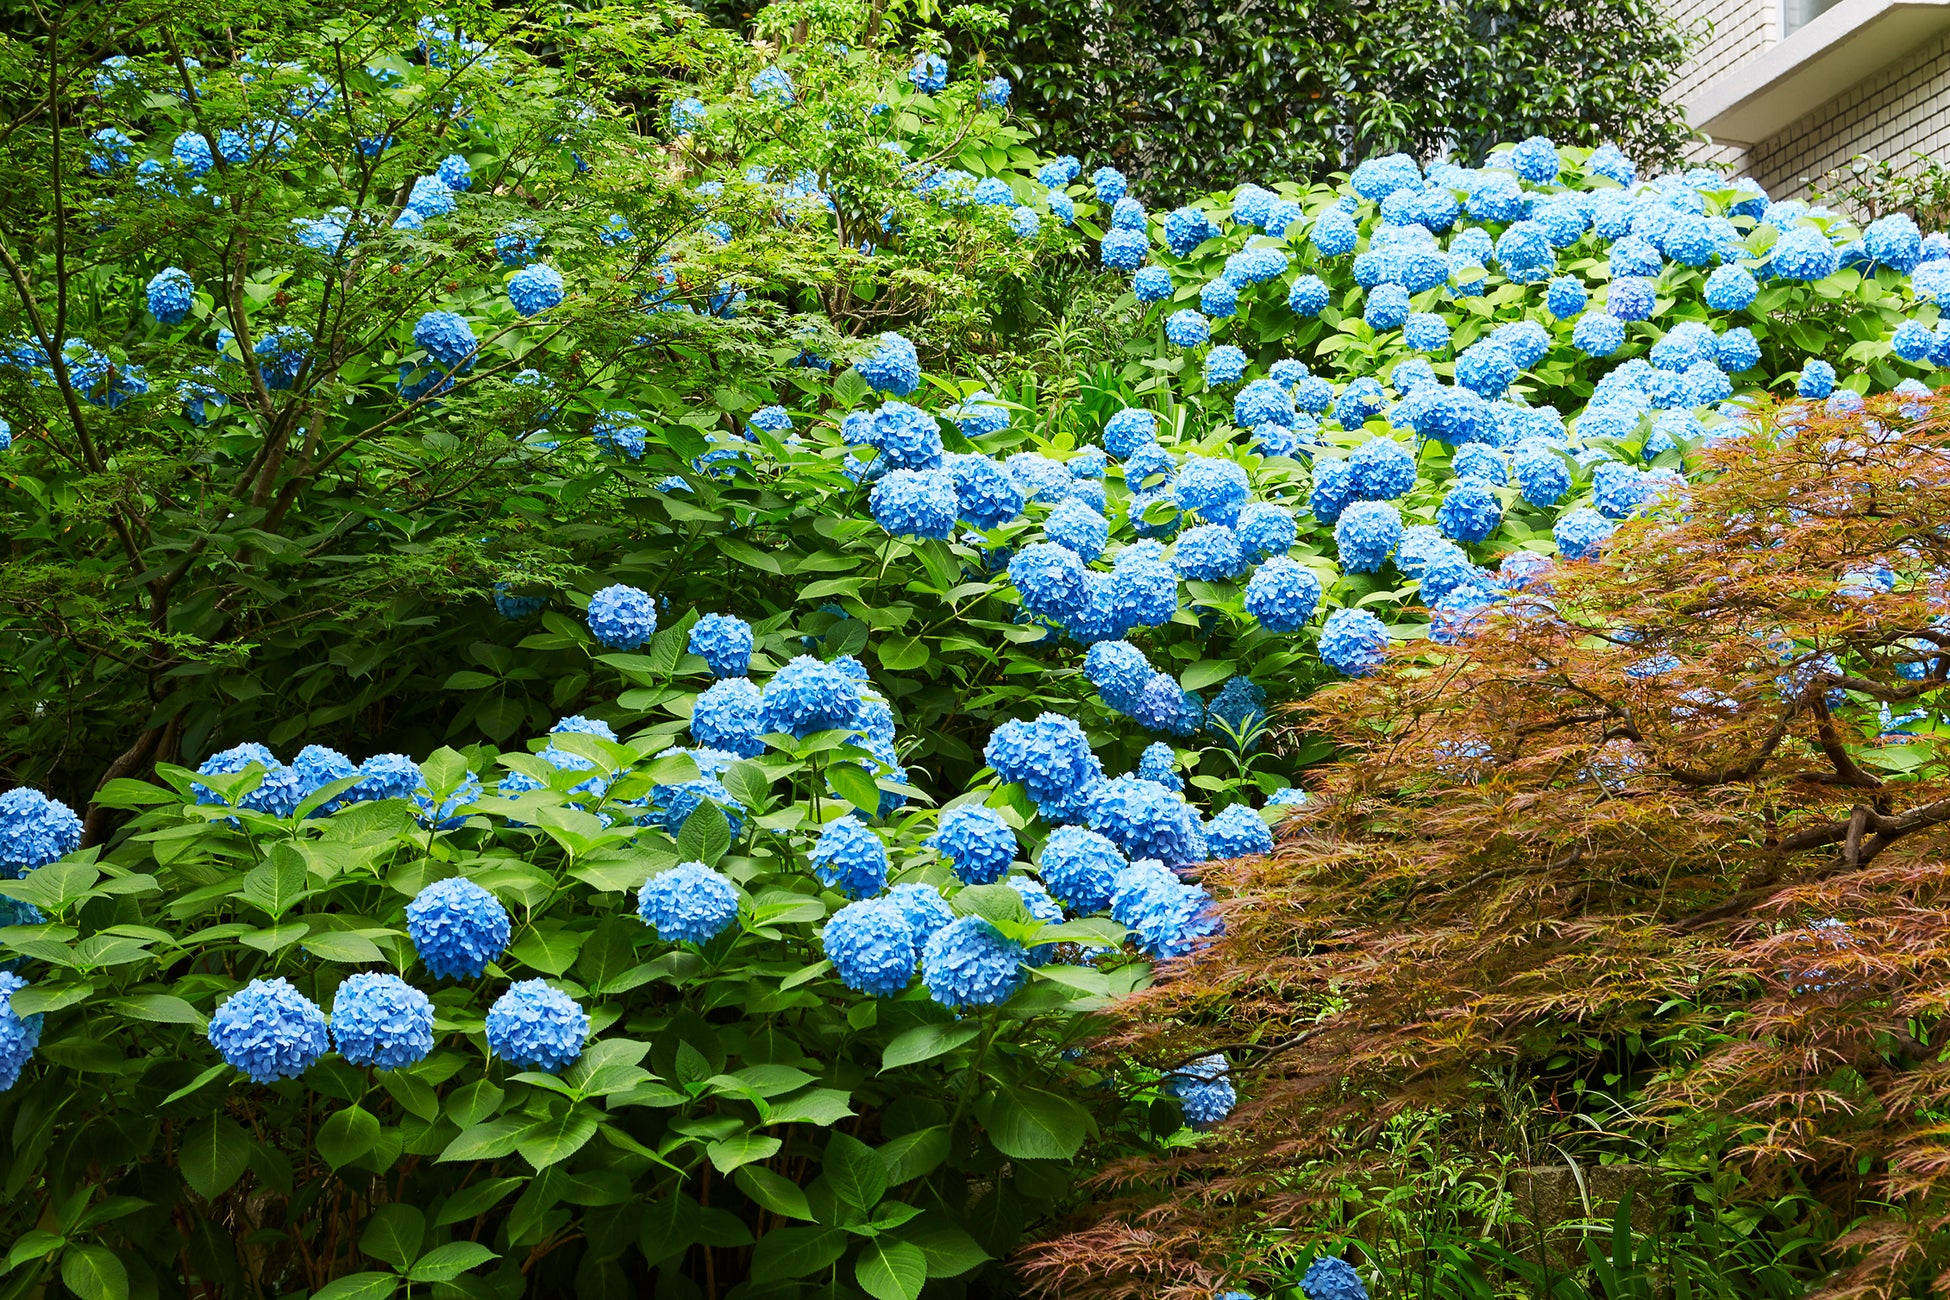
[[880, 1021, 979, 1072], [309, 1273, 398, 1300], [734, 1165, 815, 1221], [59, 1246, 128, 1300], [676, 803, 732, 865], [179, 1116, 250, 1200], [516, 1111, 600, 1169], [823, 1132, 889, 1212], [318, 1105, 383, 1170], [749, 1226, 847, 1282], [973, 1084, 1094, 1160], [358, 1204, 425, 1271], [406, 1242, 498, 1283], [856, 1238, 928, 1300], [707, 1132, 782, 1174]]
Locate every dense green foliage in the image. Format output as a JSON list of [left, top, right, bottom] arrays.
[[998, 0, 1693, 200]]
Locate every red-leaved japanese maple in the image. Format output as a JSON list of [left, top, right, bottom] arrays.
[[1021, 396, 1950, 1300]]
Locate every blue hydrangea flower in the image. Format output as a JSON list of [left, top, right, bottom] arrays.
[[688, 676, 765, 757], [1351, 153, 1421, 200], [1609, 277, 1657, 323], [1771, 226, 1840, 281], [763, 656, 862, 739], [1437, 481, 1503, 543], [1009, 542, 1088, 620], [984, 713, 1103, 815], [1245, 556, 1322, 632], [1454, 340, 1519, 398], [508, 264, 564, 316], [583, 582, 657, 650], [485, 979, 588, 1073], [1169, 1054, 1237, 1126], [1133, 266, 1173, 303], [1093, 166, 1127, 203], [823, 898, 917, 996], [1362, 284, 1409, 331], [888, 882, 955, 941], [638, 860, 740, 943], [147, 268, 194, 325], [1572, 312, 1626, 357], [1047, 189, 1075, 225], [1199, 279, 1239, 319], [909, 52, 947, 92], [1335, 501, 1402, 573], [1865, 212, 1922, 272], [1009, 205, 1040, 238], [409, 311, 475, 371], [1038, 155, 1081, 186], [330, 972, 434, 1071], [249, 327, 311, 391], [1108, 859, 1217, 953], [1044, 497, 1109, 560], [981, 75, 1011, 106], [0, 971, 40, 1090], [922, 916, 1026, 1009], [1204, 346, 1247, 386], [1545, 276, 1587, 319], [1509, 135, 1559, 183], [1084, 639, 1155, 714], [687, 614, 753, 678], [1172, 524, 1246, 581], [207, 977, 329, 1083], [1137, 742, 1182, 792], [195, 742, 303, 818], [1100, 228, 1149, 271], [1110, 197, 1147, 231], [1510, 441, 1570, 507], [668, 96, 706, 133], [1037, 826, 1126, 913], [496, 222, 541, 267], [1893, 318, 1935, 362], [927, 805, 1018, 885], [1164, 205, 1216, 254], [810, 816, 889, 899], [1319, 607, 1390, 676], [1301, 1256, 1370, 1300], [1132, 674, 1204, 737], [1164, 310, 1210, 347], [1400, 311, 1449, 352], [1553, 506, 1615, 559], [871, 468, 958, 539], [1287, 274, 1331, 318], [750, 66, 795, 103], [1310, 208, 1359, 259], [172, 131, 215, 175], [1702, 263, 1758, 312], [1798, 360, 1837, 398], [1452, 442, 1507, 485], [1236, 502, 1297, 559], [858, 333, 921, 396], [406, 877, 511, 980], [1205, 805, 1273, 859], [946, 453, 1025, 528]]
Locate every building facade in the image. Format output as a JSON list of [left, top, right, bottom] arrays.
[[1672, 0, 1950, 196]]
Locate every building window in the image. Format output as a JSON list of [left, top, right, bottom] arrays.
[[1783, 0, 1847, 36]]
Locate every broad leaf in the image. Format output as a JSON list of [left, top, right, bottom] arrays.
[[856, 1238, 928, 1300]]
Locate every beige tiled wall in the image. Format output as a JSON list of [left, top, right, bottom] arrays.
[[1741, 30, 1950, 197], [1666, 0, 1950, 201]]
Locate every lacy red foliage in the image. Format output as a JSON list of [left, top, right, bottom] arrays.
[[1019, 397, 1950, 1300]]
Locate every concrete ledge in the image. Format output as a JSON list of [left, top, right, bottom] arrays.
[[1688, 0, 1950, 146]]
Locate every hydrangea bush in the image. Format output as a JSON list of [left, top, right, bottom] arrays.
[[0, 606, 1254, 1295]]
